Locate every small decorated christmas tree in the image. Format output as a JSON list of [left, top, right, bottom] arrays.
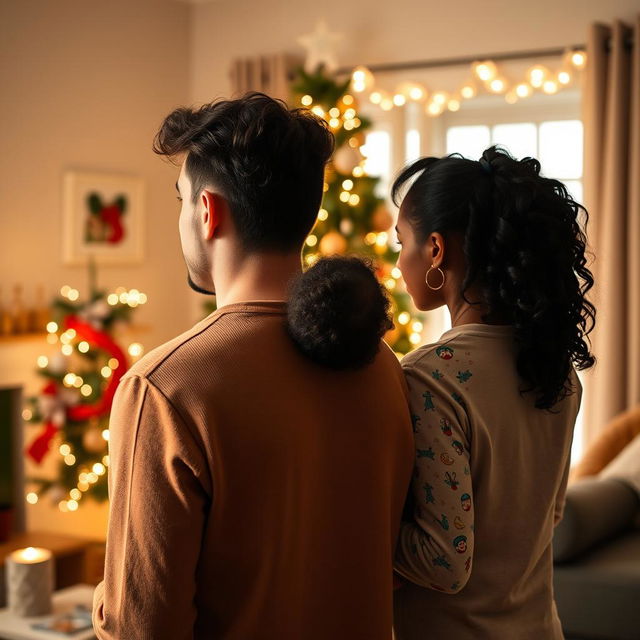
[[23, 262, 147, 511]]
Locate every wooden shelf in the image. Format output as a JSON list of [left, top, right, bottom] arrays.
[[0, 333, 47, 344], [0, 324, 152, 345]]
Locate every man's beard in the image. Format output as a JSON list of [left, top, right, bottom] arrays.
[[187, 271, 216, 296]]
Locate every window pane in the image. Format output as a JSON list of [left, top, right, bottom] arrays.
[[446, 126, 490, 160], [406, 129, 421, 163], [491, 123, 537, 160], [361, 131, 391, 198], [539, 120, 583, 179], [563, 180, 583, 204]]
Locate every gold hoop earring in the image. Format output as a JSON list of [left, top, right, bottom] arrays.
[[425, 265, 445, 291]]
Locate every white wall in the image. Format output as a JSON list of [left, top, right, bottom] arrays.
[[190, 0, 640, 103], [0, 0, 192, 540]]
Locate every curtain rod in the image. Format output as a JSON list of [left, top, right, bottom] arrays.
[[334, 45, 585, 76]]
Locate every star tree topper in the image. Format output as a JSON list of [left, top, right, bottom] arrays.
[[297, 20, 343, 74]]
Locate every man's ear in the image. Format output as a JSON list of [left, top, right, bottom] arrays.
[[200, 190, 220, 240]]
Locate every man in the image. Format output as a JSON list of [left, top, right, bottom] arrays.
[[92, 93, 414, 639]]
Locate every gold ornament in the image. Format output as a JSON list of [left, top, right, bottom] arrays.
[[319, 231, 348, 256], [372, 205, 394, 231]]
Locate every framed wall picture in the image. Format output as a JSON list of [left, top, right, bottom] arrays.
[[62, 171, 144, 266]]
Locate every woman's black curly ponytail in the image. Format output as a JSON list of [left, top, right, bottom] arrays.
[[392, 145, 595, 410]]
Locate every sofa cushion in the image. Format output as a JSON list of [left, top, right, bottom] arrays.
[[600, 433, 640, 495], [554, 477, 639, 563], [554, 530, 640, 640]]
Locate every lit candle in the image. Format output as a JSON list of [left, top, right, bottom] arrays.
[[6, 547, 54, 616]]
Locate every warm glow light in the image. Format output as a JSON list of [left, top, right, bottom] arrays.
[[59, 501, 69, 512], [427, 102, 443, 116], [505, 91, 518, 104], [348, 194, 360, 206], [528, 65, 548, 88], [68, 289, 79, 301], [102, 455, 110, 466], [61, 344, 73, 356], [301, 94, 313, 106], [46, 322, 58, 333], [70, 489, 81, 500], [398, 312, 411, 325], [128, 343, 143, 358], [489, 77, 507, 93], [365, 232, 377, 245], [432, 91, 448, 105], [88, 472, 99, 484], [318, 209, 328, 221], [409, 86, 425, 100], [342, 179, 354, 190], [409, 333, 422, 345], [93, 463, 106, 476], [78, 341, 89, 353], [543, 80, 558, 94], [515, 83, 532, 98], [26, 492, 38, 504], [412, 321, 424, 332], [391, 267, 402, 279], [107, 293, 119, 305], [102, 429, 110, 441], [369, 91, 382, 105], [571, 51, 586, 68], [474, 61, 497, 82], [351, 66, 373, 92], [558, 70, 571, 85], [139, 293, 147, 304], [101, 366, 112, 378], [339, 191, 350, 203], [37, 355, 48, 368], [343, 108, 356, 120], [448, 99, 461, 112], [342, 94, 354, 105], [393, 94, 406, 106], [80, 384, 92, 397], [375, 232, 388, 247], [22, 408, 32, 421], [59, 444, 71, 456], [60, 285, 71, 297], [352, 166, 364, 178], [380, 98, 394, 111], [46, 333, 58, 344], [67, 500, 79, 511], [73, 376, 83, 388], [385, 278, 396, 290], [305, 235, 318, 247], [460, 84, 476, 99], [64, 454, 76, 466], [329, 118, 341, 128], [77, 481, 90, 492], [108, 358, 119, 369]]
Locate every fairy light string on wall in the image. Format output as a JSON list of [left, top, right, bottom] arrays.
[[348, 47, 587, 115]]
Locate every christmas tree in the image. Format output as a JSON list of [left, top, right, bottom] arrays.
[[291, 66, 424, 355], [23, 263, 146, 512]]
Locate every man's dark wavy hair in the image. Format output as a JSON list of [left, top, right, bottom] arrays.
[[153, 92, 334, 252], [392, 145, 596, 410]]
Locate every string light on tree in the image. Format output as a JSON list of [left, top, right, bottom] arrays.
[[23, 275, 146, 509]]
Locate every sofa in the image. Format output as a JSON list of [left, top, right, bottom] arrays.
[[553, 406, 640, 640]]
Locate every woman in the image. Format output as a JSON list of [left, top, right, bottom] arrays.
[[392, 146, 595, 639]]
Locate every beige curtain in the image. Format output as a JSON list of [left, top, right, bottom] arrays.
[[582, 16, 640, 444], [229, 54, 298, 103]]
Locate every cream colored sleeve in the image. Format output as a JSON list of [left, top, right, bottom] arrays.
[[394, 365, 474, 593], [92, 375, 211, 640]]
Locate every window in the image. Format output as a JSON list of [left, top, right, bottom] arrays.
[[445, 119, 583, 201]]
